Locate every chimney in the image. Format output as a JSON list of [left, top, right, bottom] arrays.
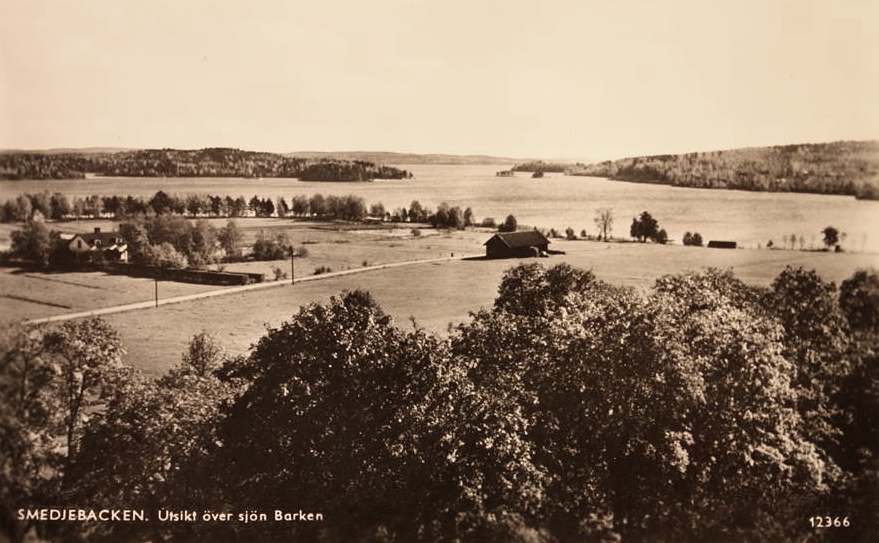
[[94, 227, 101, 234]]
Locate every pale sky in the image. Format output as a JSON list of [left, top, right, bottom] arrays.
[[1, 0, 877, 160]]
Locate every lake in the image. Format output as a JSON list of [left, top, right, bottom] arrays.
[[2, 164, 878, 253]]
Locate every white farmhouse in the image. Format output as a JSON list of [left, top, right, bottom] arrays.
[[67, 227, 129, 262]]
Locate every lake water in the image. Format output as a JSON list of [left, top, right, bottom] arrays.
[[2, 164, 878, 253]]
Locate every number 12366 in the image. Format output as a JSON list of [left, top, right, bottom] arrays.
[[809, 516, 850, 528]]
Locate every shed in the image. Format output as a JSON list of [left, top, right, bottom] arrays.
[[484, 231, 550, 258], [707, 240, 737, 249]]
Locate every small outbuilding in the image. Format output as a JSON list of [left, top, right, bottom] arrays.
[[707, 240, 737, 249], [484, 231, 550, 258]]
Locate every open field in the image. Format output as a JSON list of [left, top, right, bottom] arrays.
[[95, 240, 878, 378], [3, 218, 877, 377], [0, 220, 488, 325], [0, 268, 225, 324]]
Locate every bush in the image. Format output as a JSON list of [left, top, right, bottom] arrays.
[[655, 228, 668, 244], [10, 219, 55, 267], [143, 242, 189, 269], [314, 265, 333, 275], [498, 214, 518, 232], [252, 230, 290, 260], [481, 217, 497, 228], [683, 231, 704, 246], [219, 220, 243, 260]]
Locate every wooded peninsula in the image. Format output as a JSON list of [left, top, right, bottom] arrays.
[[0, 148, 412, 181], [562, 140, 879, 200]]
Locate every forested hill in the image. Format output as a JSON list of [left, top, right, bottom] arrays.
[[0, 147, 412, 181], [566, 140, 879, 200], [285, 150, 523, 165]]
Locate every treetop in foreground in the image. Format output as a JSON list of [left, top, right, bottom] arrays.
[[2, 266, 877, 543]]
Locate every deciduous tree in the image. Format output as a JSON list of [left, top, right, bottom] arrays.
[[593, 208, 613, 241], [823, 226, 840, 249]]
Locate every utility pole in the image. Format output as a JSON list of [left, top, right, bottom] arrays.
[[154, 278, 158, 307], [291, 253, 295, 286]]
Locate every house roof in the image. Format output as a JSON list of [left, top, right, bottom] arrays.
[[484, 231, 550, 248], [74, 232, 124, 246]]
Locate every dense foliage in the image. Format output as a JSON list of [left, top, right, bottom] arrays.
[[682, 231, 704, 246], [0, 148, 411, 181], [2, 266, 876, 542], [119, 215, 219, 269], [511, 160, 568, 173], [569, 140, 879, 200], [9, 218, 56, 267], [499, 214, 518, 232], [629, 210, 666, 243]]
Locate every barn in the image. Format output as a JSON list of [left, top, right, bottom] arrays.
[[484, 231, 550, 258]]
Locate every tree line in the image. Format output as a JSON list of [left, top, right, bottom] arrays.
[[1, 264, 877, 542], [0, 148, 411, 181], [0, 191, 483, 227], [566, 140, 879, 200], [511, 160, 568, 173], [4, 194, 495, 269], [7, 214, 247, 270]]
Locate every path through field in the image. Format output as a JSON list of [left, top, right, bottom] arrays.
[[24, 253, 482, 326], [18, 242, 878, 378]]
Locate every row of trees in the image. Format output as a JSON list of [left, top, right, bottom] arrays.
[[768, 226, 846, 252], [0, 191, 491, 232], [7, 214, 304, 270], [2, 265, 877, 542], [511, 160, 568, 173], [0, 148, 411, 181], [1, 192, 75, 222], [0, 191, 366, 223]]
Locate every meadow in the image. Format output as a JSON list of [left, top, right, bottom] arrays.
[[0, 218, 490, 326], [97, 234, 879, 376], [3, 215, 877, 376]]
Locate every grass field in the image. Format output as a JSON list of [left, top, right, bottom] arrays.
[[0, 219, 489, 325], [0, 268, 226, 324], [105, 240, 877, 378], [3, 219, 877, 378]]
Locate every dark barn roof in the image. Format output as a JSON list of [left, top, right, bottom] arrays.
[[484, 231, 550, 248], [707, 240, 737, 249]]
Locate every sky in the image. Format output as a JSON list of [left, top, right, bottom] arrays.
[[1, 0, 877, 160]]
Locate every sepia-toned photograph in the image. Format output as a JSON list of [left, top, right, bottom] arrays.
[[1, 1, 877, 541]]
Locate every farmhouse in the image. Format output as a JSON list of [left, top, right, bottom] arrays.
[[484, 230, 549, 258], [66, 227, 129, 262]]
